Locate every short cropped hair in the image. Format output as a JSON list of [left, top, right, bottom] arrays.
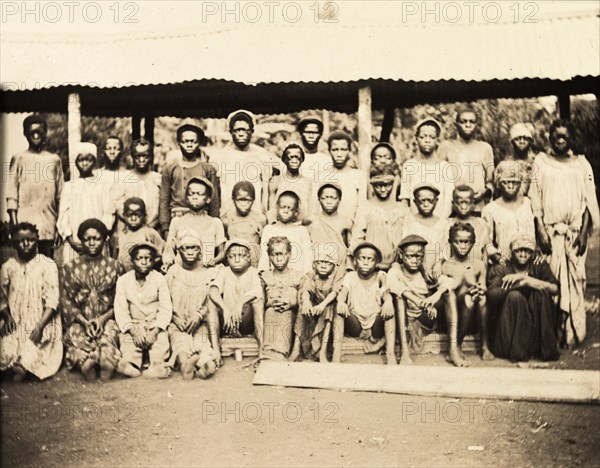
[[449, 222, 475, 243], [327, 131, 352, 150], [229, 112, 254, 131], [277, 190, 300, 209], [232, 180, 256, 199], [130, 138, 153, 157], [549, 118, 575, 138], [282, 143, 305, 163], [267, 236, 291, 255], [11, 222, 39, 239], [453, 184, 475, 200], [105, 135, 124, 151], [123, 197, 147, 214], [455, 105, 479, 122], [23, 114, 47, 133]]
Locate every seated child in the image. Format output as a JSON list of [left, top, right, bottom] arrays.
[[482, 161, 535, 264], [289, 249, 343, 363], [114, 242, 172, 378], [222, 181, 267, 268], [208, 239, 265, 364], [163, 177, 226, 270], [111, 197, 164, 272], [258, 191, 312, 273], [166, 232, 219, 380], [268, 144, 314, 223], [401, 183, 450, 277], [448, 185, 491, 261], [441, 223, 493, 362], [260, 237, 303, 361], [388, 235, 464, 366], [62, 218, 123, 381], [0, 222, 62, 381], [336, 243, 397, 365], [352, 163, 409, 270]]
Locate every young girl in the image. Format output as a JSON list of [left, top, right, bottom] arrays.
[[352, 164, 409, 270], [166, 233, 219, 380], [482, 161, 536, 264], [503, 123, 536, 196], [290, 250, 343, 363], [222, 181, 267, 268], [399, 118, 454, 219], [258, 191, 313, 273], [260, 237, 303, 361], [62, 218, 123, 381], [57, 142, 116, 264], [336, 243, 397, 364]]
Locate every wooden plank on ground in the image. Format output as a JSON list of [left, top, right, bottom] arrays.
[[253, 361, 600, 404]]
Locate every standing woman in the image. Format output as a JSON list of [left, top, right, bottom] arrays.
[[488, 234, 560, 362]]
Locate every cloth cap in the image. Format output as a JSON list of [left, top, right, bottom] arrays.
[[77, 218, 108, 241], [128, 241, 158, 257], [495, 160, 523, 182], [74, 142, 98, 158], [177, 123, 205, 142], [227, 109, 256, 129], [370, 142, 397, 159], [187, 176, 214, 197], [297, 116, 324, 133], [176, 230, 202, 249], [413, 182, 440, 197], [313, 246, 340, 265], [317, 181, 343, 198], [415, 117, 442, 135], [509, 232, 536, 252], [398, 234, 428, 249], [353, 242, 382, 262], [225, 238, 252, 253], [510, 123, 533, 140]]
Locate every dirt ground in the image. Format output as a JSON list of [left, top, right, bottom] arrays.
[[1, 307, 599, 468]]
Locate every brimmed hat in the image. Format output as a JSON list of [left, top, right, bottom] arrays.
[[415, 117, 443, 135], [413, 182, 440, 197], [187, 176, 214, 198], [297, 116, 324, 133], [128, 241, 158, 257], [353, 242, 382, 262], [225, 238, 252, 253], [227, 109, 256, 129], [398, 234, 428, 249], [177, 123, 205, 142], [317, 181, 343, 198], [509, 123, 533, 141]]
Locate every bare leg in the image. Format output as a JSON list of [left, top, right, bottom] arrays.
[[331, 314, 344, 363], [476, 296, 495, 360], [384, 316, 397, 365], [444, 291, 469, 367], [81, 358, 97, 382], [319, 320, 332, 363], [289, 336, 301, 362], [206, 301, 223, 366], [181, 353, 199, 380], [12, 364, 26, 382], [99, 363, 115, 382], [395, 297, 412, 365], [252, 302, 264, 356], [457, 297, 474, 362]]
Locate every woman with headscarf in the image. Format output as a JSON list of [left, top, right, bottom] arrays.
[[488, 233, 559, 361], [503, 122, 537, 196]]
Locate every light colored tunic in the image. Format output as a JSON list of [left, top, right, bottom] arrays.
[[114, 226, 165, 272], [481, 197, 536, 261], [269, 170, 315, 223], [121, 170, 162, 229], [399, 158, 455, 219], [528, 151, 600, 345], [342, 271, 388, 330], [401, 214, 450, 271], [222, 211, 267, 268], [5, 150, 64, 240], [211, 265, 263, 325], [258, 222, 313, 273], [0, 255, 62, 379], [301, 150, 333, 185], [319, 166, 367, 219]]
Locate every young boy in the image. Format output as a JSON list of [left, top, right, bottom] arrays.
[[308, 182, 353, 274], [112, 197, 164, 272], [261, 237, 303, 360], [399, 118, 454, 219], [336, 243, 397, 365], [6, 114, 64, 258], [97, 135, 128, 197], [387, 235, 464, 366], [258, 191, 313, 273], [369, 142, 401, 200], [268, 143, 314, 223], [222, 181, 267, 268], [121, 139, 162, 230], [208, 239, 265, 364], [61, 218, 123, 381], [297, 116, 331, 184], [441, 223, 493, 362], [401, 183, 450, 277], [448, 185, 491, 261], [0, 222, 62, 381], [57, 142, 116, 264], [504, 123, 536, 196], [163, 178, 226, 270], [166, 233, 219, 380], [322, 132, 367, 219], [114, 242, 172, 378], [159, 123, 220, 238], [352, 163, 409, 270], [290, 249, 343, 363], [438, 106, 495, 213]]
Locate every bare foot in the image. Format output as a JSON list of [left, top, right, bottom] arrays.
[[143, 364, 171, 379], [449, 348, 469, 367], [399, 354, 413, 366], [81, 359, 97, 382], [99, 364, 115, 381], [481, 348, 495, 361], [117, 361, 141, 378], [385, 354, 398, 365], [181, 355, 199, 380], [213, 352, 223, 368], [12, 365, 26, 382]]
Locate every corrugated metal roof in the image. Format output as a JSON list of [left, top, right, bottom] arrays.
[[1, 13, 598, 91]]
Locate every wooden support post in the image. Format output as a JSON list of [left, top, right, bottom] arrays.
[[144, 114, 155, 143], [132, 115, 142, 141], [558, 93, 571, 119], [67, 92, 81, 179], [321, 109, 330, 138], [380, 108, 395, 143], [357, 85, 372, 172]]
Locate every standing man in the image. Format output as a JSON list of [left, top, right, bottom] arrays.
[[6, 114, 64, 258], [297, 116, 331, 185]]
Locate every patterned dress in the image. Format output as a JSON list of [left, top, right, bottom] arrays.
[[0, 254, 62, 379], [61, 255, 123, 370]]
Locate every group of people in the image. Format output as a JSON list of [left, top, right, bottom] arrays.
[[1, 107, 598, 382]]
